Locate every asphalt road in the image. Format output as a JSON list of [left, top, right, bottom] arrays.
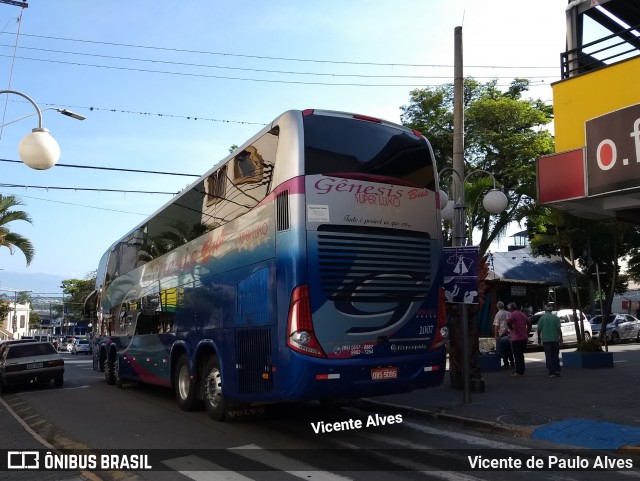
[[2, 350, 639, 481]]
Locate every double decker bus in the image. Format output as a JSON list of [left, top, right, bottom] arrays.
[[92, 109, 447, 421]]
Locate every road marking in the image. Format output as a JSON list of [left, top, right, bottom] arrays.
[[332, 438, 483, 481], [403, 420, 529, 449], [231, 444, 352, 480], [162, 455, 254, 481]]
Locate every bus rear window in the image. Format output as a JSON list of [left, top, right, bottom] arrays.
[[303, 114, 435, 189]]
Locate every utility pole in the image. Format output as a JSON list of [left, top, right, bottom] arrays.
[[452, 26, 471, 404]]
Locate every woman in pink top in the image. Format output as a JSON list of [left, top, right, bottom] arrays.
[[507, 302, 529, 376]]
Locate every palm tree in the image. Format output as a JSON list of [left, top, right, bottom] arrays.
[[0, 194, 35, 266]]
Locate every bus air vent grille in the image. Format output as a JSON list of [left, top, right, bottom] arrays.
[[316, 226, 431, 302], [276, 190, 290, 231], [236, 328, 273, 394]]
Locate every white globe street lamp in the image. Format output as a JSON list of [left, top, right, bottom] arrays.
[[0, 90, 85, 170], [482, 188, 509, 215], [18, 128, 60, 170], [438, 168, 508, 244]]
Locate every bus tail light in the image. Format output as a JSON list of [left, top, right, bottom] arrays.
[[286, 285, 326, 358], [431, 287, 449, 351]]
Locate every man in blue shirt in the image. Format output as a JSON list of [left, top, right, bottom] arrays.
[[537, 304, 563, 378]]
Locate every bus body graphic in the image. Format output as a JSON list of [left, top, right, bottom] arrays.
[[91, 109, 446, 420]]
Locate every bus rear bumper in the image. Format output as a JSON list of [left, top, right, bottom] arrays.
[[280, 349, 446, 401]]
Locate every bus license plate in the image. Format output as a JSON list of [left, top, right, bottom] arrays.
[[371, 367, 397, 380], [26, 363, 43, 370]]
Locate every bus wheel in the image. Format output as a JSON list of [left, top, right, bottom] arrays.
[[175, 354, 202, 411], [104, 354, 116, 385], [203, 356, 228, 421]]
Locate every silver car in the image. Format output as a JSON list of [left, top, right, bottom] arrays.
[[0, 341, 64, 392], [528, 309, 592, 347], [590, 314, 640, 344]]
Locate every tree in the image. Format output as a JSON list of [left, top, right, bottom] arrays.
[[61, 271, 97, 322], [0, 299, 10, 328], [401, 78, 554, 256], [0, 194, 35, 266], [528, 207, 640, 344]]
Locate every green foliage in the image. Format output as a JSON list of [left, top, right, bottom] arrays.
[[29, 311, 41, 329], [576, 337, 604, 353], [0, 194, 35, 266], [0, 299, 10, 327], [61, 271, 97, 321], [529, 208, 635, 319], [400, 78, 554, 255]]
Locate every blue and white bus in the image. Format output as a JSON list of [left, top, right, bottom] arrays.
[[92, 109, 447, 420]]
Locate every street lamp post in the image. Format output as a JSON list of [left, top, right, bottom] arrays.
[[0, 90, 84, 170], [438, 168, 508, 404]]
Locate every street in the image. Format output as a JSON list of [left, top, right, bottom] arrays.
[[1, 348, 640, 481]]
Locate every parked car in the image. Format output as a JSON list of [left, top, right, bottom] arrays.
[[528, 309, 592, 347], [590, 314, 640, 344], [71, 339, 91, 355], [0, 341, 64, 392], [0, 339, 38, 358]]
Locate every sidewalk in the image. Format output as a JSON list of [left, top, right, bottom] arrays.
[[364, 343, 640, 453], [0, 396, 98, 481]]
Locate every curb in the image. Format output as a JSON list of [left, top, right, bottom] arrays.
[[361, 399, 640, 455], [360, 398, 535, 438]]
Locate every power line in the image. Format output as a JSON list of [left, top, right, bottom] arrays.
[[3, 32, 558, 69], [0, 43, 560, 79], [0, 190, 152, 216], [0, 183, 179, 195], [0, 54, 438, 87], [0, 158, 200, 177]]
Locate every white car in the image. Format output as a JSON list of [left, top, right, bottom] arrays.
[[590, 314, 640, 344], [528, 309, 592, 347], [71, 339, 91, 355]]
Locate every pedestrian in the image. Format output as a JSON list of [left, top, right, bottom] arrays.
[[506, 302, 529, 377], [493, 301, 514, 369], [537, 303, 563, 378]]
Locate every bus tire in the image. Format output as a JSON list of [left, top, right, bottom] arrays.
[[104, 354, 116, 385], [203, 356, 228, 421], [175, 354, 202, 411]]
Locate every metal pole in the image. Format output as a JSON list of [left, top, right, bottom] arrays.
[[453, 25, 470, 404]]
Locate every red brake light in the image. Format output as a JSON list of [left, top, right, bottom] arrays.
[[302, 109, 315, 117], [286, 285, 326, 358], [353, 114, 382, 123]]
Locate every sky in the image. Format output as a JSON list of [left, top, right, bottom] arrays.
[[0, 0, 570, 290]]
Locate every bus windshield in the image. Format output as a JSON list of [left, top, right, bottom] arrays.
[[303, 114, 435, 189]]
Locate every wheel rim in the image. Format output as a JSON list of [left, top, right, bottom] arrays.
[[205, 367, 223, 408], [178, 364, 190, 400]]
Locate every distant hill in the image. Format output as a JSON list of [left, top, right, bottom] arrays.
[[0, 271, 66, 295]]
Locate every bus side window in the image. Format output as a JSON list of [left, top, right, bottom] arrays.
[[205, 165, 227, 206], [136, 294, 161, 335], [234, 146, 263, 184]]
